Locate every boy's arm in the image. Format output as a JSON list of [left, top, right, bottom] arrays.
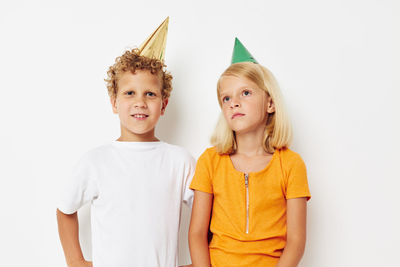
[[57, 209, 92, 267], [276, 198, 307, 267], [189, 190, 213, 267]]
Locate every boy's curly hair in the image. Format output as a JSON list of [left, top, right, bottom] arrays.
[[105, 48, 172, 99]]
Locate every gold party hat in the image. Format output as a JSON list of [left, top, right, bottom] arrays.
[[139, 17, 169, 61]]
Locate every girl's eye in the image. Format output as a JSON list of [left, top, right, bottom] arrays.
[[242, 90, 251, 96], [222, 96, 230, 103], [126, 91, 134, 96]]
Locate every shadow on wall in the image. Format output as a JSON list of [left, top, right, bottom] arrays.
[[156, 94, 182, 145]]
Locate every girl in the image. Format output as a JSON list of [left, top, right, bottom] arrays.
[[189, 40, 311, 267]]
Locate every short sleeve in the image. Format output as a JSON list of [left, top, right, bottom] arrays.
[[189, 150, 213, 194], [286, 155, 311, 200], [182, 155, 196, 208], [57, 154, 99, 214]]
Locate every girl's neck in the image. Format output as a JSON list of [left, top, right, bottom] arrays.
[[235, 128, 267, 157]]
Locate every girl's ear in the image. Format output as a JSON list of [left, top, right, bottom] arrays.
[[161, 98, 169, 115], [110, 96, 118, 114], [267, 96, 276, 114]]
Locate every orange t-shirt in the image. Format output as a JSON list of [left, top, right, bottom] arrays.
[[190, 147, 311, 267]]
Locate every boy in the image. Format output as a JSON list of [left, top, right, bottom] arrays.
[[56, 17, 194, 267]]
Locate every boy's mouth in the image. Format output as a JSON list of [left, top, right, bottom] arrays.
[[131, 114, 149, 119]]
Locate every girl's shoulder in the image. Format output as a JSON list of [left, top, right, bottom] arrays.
[[275, 147, 305, 166], [197, 146, 226, 166], [200, 146, 223, 158]]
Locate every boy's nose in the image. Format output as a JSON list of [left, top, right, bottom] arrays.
[[134, 97, 147, 108]]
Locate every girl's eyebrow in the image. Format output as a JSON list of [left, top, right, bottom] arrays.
[[219, 89, 230, 95], [220, 87, 251, 96]]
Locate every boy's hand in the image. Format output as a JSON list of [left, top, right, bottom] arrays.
[[68, 259, 93, 267]]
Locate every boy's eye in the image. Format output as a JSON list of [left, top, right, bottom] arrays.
[[146, 92, 156, 97], [242, 90, 251, 96], [222, 96, 230, 103]]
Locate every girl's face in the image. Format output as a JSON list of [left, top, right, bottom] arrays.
[[219, 75, 275, 135]]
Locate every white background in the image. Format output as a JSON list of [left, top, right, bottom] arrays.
[[1, 0, 399, 266]]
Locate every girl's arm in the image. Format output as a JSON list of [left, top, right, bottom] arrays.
[[189, 190, 213, 267], [57, 209, 92, 267], [276, 197, 307, 267]]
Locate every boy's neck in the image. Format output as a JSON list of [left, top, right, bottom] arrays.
[[118, 129, 159, 142], [117, 136, 160, 142]]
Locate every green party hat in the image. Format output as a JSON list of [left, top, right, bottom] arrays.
[[231, 37, 258, 64]]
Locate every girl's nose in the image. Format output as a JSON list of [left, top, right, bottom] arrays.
[[230, 97, 240, 108]]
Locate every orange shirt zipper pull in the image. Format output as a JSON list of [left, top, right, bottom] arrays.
[[245, 173, 249, 234]]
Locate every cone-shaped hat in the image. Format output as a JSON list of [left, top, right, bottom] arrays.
[[139, 17, 169, 61], [231, 37, 258, 64]]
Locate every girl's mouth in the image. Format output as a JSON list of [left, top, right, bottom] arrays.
[[232, 113, 245, 119]]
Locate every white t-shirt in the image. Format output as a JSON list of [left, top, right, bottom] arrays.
[[57, 141, 195, 267]]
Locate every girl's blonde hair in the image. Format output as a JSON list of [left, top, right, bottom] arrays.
[[211, 62, 292, 154]]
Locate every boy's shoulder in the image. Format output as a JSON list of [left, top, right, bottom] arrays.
[[77, 141, 195, 166], [161, 142, 195, 163], [71, 143, 115, 170], [80, 142, 115, 159]]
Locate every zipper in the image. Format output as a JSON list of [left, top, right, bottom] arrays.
[[245, 173, 249, 234]]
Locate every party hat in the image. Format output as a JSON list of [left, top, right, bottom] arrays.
[[231, 37, 258, 64], [139, 17, 169, 61]]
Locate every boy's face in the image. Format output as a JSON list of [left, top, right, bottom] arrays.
[[111, 70, 168, 141]]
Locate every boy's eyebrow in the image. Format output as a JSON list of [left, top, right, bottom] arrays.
[[121, 88, 134, 92]]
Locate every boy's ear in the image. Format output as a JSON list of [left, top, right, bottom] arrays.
[[161, 98, 169, 115], [110, 96, 118, 114]]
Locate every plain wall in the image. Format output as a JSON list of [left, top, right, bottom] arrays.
[[0, 0, 399, 266]]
